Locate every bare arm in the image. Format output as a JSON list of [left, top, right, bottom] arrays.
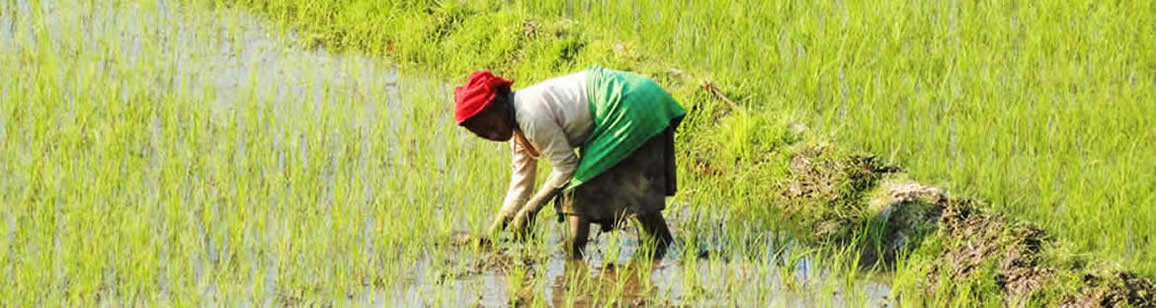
[[509, 117, 579, 235], [487, 141, 537, 236]]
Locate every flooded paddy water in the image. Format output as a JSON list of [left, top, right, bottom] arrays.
[[1, 0, 892, 306]]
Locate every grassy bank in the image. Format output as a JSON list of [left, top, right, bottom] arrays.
[[221, 0, 1155, 272]]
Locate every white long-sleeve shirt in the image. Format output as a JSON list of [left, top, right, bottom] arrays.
[[498, 71, 593, 216]]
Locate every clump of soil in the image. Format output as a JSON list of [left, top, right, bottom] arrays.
[[774, 144, 1156, 305], [1063, 272, 1156, 307], [778, 144, 899, 240], [861, 181, 946, 267], [923, 199, 1054, 300], [883, 187, 1155, 307]]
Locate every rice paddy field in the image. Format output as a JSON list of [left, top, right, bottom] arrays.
[[2, 0, 1154, 306]]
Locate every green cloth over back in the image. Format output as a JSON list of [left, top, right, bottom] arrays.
[[567, 66, 687, 190]]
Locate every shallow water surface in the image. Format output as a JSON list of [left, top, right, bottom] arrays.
[[384, 227, 893, 307], [1, 0, 892, 306]]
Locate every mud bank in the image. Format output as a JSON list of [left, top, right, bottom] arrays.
[[776, 143, 1155, 306]]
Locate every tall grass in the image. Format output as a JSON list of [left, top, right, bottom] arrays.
[[0, 0, 502, 304], [9, 0, 1152, 304], [227, 0, 1154, 274], [2, 0, 884, 305], [513, 0, 1156, 275]]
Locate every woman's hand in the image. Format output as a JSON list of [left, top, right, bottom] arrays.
[[509, 186, 563, 240], [486, 211, 515, 239]]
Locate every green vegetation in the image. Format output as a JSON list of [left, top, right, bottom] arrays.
[[228, 0, 1156, 271], [224, 0, 1156, 275], [0, 0, 506, 305], [210, 0, 1156, 303], [1, 0, 888, 306], [4, 0, 1154, 305]]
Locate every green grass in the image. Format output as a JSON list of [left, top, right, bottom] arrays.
[[222, 0, 1156, 272], [1, 0, 894, 305], [0, 0, 497, 304], [6, 0, 1154, 305], [220, 0, 1156, 303]]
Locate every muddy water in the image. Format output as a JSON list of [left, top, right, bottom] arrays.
[[386, 227, 892, 307], [2, 0, 891, 306]]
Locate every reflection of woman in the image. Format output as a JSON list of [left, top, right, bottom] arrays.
[[453, 66, 686, 259], [549, 260, 658, 306]]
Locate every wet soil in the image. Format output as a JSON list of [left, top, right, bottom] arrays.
[[436, 225, 892, 307], [1064, 272, 1156, 307], [777, 144, 1156, 306], [925, 199, 1054, 300], [777, 144, 901, 245]]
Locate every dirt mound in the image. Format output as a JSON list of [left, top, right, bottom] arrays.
[[862, 181, 946, 267], [778, 145, 899, 240], [1063, 272, 1156, 307], [924, 200, 1054, 300], [775, 145, 1156, 305], [872, 185, 1156, 306], [866, 181, 1155, 306]]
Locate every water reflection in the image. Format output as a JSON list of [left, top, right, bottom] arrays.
[[4, 0, 895, 306], [549, 259, 661, 307]]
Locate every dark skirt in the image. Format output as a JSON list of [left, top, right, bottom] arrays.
[[557, 125, 678, 229]]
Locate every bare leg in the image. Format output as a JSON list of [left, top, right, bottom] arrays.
[[566, 215, 590, 260], [636, 212, 673, 260]]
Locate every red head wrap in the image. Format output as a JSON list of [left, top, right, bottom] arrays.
[[453, 70, 514, 125]]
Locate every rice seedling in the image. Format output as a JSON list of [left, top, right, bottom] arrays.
[[9, 0, 1153, 305]]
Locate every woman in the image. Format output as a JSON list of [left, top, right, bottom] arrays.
[[453, 66, 685, 259]]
